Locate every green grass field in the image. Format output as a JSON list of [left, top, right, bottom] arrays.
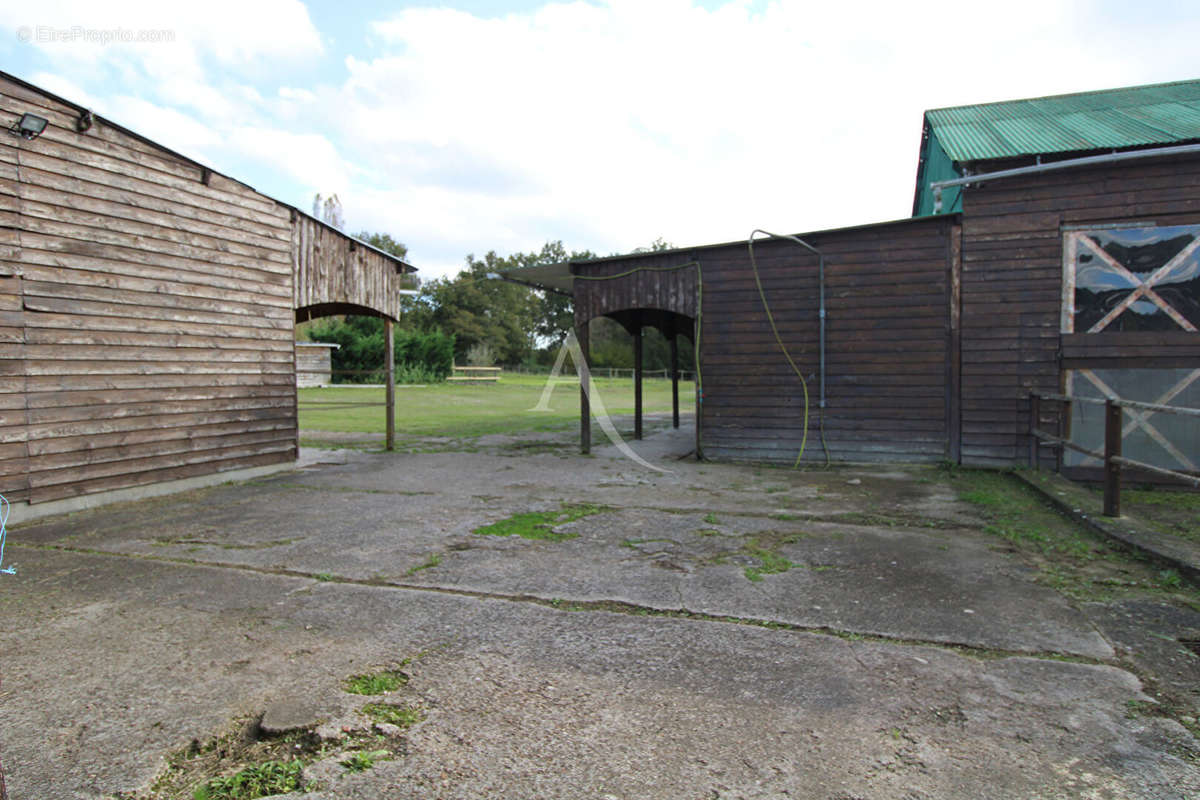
[[298, 373, 695, 438]]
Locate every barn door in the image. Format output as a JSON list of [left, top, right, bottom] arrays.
[[1061, 224, 1200, 473]]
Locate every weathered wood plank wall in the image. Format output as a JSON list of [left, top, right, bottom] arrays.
[[293, 216, 411, 322], [958, 152, 1200, 467], [295, 344, 336, 387], [0, 76, 297, 503], [0, 125, 27, 501]]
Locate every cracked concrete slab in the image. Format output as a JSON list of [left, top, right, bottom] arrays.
[[2, 425, 1197, 799]]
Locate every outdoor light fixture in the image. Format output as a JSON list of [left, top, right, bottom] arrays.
[[8, 112, 48, 140], [76, 109, 92, 133]]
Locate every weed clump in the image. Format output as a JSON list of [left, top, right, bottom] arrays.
[[473, 504, 604, 541], [404, 554, 442, 576], [193, 760, 306, 800], [744, 545, 794, 582], [340, 749, 390, 773], [344, 668, 408, 695]]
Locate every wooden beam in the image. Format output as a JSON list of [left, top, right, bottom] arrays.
[[634, 319, 643, 440], [670, 335, 679, 429], [580, 322, 590, 454], [385, 317, 395, 451], [947, 223, 962, 464], [1103, 398, 1122, 517]]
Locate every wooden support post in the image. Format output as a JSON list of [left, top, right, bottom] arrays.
[[1028, 392, 1041, 469], [634, 321, 643, 440], [670, 335, 680, 429], [1103, 398, 1122, 517], [385, 317, 395, 451], [580, 322, 591, 454], [1056, 398, 1071, 474], [694, 319, 703, 461]]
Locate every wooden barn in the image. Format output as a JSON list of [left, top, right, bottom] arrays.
[[1, 72, 414, 519], [507, 79, 1200, 472]]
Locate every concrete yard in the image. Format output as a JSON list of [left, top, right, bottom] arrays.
[[1, 422, 1198, 799]]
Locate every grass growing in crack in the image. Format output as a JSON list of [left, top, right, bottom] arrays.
[[405, 554, 442, 576], [362, 702, 424, 729], [473, 503, 604, 541], [340, 749, 390, 773], [193, 760, 307, 800], [703, 512, 720, 525], [953, 470, 1200, 608], [344, 668, 408, 695], [744, 549, 793, 582], [147, 718, 324, 800], [742, 535, 796, 582], [314, 573, 334, 582]]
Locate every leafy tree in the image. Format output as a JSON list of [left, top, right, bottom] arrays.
[[415, 241, 597, 364], [308, 316, 453, 383], [355, 230, 409, 261], [631, 237, 674, 253]]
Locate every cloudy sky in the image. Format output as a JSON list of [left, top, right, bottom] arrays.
[[1, 1, 1197, 277]]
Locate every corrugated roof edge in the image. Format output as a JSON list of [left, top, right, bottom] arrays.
[[0, 69, 416, 274], [924, 78, 1200, 116]]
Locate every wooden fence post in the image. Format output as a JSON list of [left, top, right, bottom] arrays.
[[1103, 398, 1122, 517], [670, 335, 680, 429], [385, 318, 395, 452], [1028, 392, 1041, 469], [580, 323, 591, 455], [633, 322, 643, 440], [1056, 398, 1071, 473]]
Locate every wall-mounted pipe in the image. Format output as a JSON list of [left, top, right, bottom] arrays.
[[931, 142, 1200, 213], [750, 230, 826, 410]]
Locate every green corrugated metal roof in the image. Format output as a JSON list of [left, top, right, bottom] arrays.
[[926, 79, 1200, 162]]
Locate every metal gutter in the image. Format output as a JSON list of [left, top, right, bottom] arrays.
[[931, 142, 1200, 212]]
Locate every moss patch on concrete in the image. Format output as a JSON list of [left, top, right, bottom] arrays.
[[473, 504, 604, 542]]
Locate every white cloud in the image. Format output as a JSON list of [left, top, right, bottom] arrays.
[[332, 0, 1170, 276], [228, 127, 351, 195], [8, 1, 1199, 280]]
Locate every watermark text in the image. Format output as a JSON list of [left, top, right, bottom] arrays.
[[16, 25, 175, 45]]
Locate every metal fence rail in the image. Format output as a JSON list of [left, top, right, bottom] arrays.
[[1030, 391, 1200, 516]]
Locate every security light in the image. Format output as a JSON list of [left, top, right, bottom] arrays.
[[9, 113, 48, 140]]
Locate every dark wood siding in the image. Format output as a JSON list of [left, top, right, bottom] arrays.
[[1, 76, 297, 504], [698, 218, 956, 464], [570, 218, 957, 465], [958, 152, 1200, 467], [573, 256, 699, 325]]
